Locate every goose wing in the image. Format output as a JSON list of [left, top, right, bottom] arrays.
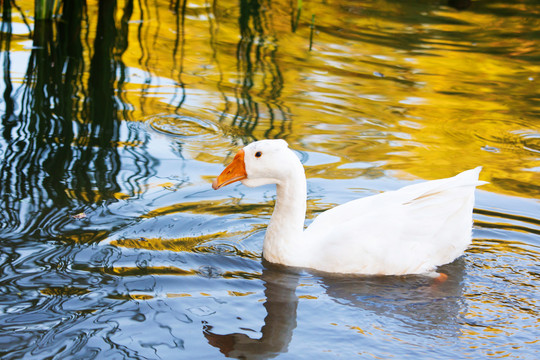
[[302, 167, 486, 275]]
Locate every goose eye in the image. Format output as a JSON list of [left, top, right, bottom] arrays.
[[255, 151, 262, 158]]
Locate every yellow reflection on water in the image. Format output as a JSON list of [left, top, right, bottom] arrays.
[[228, 291, 256, 297], [64, 189, 131, 203], [10, 0, 539, 200], [40, 287, 90, 296], [111, 234, 221, 252]]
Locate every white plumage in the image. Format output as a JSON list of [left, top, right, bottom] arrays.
[[213, 139, 486, 276]]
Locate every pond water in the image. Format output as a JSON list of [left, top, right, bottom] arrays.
[[0, 0, 539, 359]]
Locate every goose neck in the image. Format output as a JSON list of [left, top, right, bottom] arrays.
[[263, 170, 307, 264]]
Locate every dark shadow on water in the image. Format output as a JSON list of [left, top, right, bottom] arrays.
[[172, 0, 188, 111], [1, 1, 17, 140], [0, 0, 151, 240], [203, 259, 466, 359]]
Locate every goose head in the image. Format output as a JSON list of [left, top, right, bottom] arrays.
[[212, 139, 302, 190]]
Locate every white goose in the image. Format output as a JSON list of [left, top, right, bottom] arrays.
[[212, 139, 486, 277]]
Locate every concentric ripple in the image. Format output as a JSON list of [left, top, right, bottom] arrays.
[[147, 114, 220, 139]]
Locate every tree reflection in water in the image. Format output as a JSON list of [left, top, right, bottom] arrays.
[[233, 0, 292, 139], [0, 1, 151, 239]]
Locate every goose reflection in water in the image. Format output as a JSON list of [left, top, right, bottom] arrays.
[[203, 260, 465, 359], [204, 265, 300, 359]]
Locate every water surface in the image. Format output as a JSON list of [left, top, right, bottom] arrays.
[[0, 0, 539, 359]]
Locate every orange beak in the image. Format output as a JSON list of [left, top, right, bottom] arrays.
[[212, 149, 247, 190]]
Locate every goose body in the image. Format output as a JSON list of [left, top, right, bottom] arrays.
[[212, 139, 486, 276]]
